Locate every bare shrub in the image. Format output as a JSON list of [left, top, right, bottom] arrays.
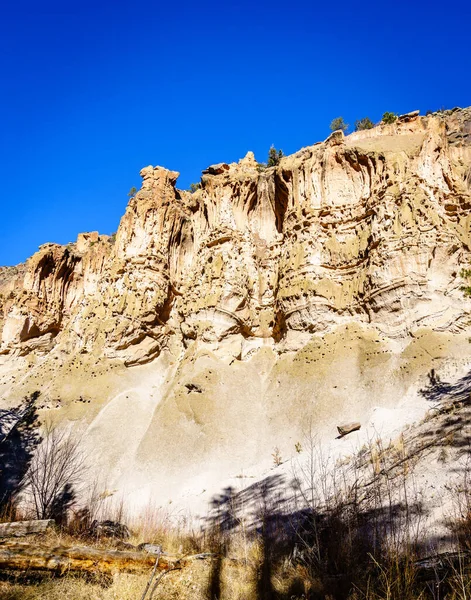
[[23, 422, 86, 524], [290, 427, 425, 598]]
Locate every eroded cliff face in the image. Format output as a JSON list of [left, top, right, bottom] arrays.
[[1, 109, 470, 510]]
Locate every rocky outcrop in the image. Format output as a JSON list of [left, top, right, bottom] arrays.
[[0, 109, 470, 512], [2, 109, 470, 363], [0, 237, 111, 356]]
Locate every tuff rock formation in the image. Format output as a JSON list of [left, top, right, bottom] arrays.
[[0, 108, 470, 511]]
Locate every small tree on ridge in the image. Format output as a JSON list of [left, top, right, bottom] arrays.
[[267, 146, 283, 167], [330, 117, 348, 133], [355, 117, 375, 131], [382, 112, 397, 124]]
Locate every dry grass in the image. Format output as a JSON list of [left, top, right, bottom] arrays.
[[2, 419, 471, 599], [0, 530, 470, 600], [127, 503, 203, 555], [0, 573, 149, 600]]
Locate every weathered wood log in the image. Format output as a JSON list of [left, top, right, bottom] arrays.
[[337, 422, 361, 437], [0, 520, 54, 538], [0, 540, 187, 574]]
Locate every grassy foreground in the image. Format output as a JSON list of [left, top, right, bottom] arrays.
[[2, 398, 471, 599]]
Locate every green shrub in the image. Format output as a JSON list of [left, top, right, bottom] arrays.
[[267, 145, 283, 167], [382, 111, 397, 124], [330, 117, 348, 133], [127, 186, 137, 198], [355, 117, 375, 131], [189, 182, 201, 193], [460, 268, 471, 297]]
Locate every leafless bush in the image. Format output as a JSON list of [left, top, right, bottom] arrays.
[[22, 422, 86, 524]]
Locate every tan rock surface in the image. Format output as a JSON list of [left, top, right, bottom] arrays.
[[0, 109, 470, 513]]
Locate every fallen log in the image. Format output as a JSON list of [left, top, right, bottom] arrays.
[[0, 520, 54, 538], [0, 541, 185, 574]]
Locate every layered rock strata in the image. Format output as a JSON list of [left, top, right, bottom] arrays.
[[0, 109, 470, 510]]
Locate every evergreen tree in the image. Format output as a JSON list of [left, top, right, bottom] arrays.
[[382, 112, 397, 124], [267, 146, 283, 167], [354, 117, 375, 131], [330, 117, 348, 133]]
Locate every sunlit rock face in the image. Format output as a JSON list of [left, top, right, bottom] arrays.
[[0, 109, 470, 511]]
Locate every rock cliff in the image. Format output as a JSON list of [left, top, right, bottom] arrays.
[[1, 108, 470, 511]]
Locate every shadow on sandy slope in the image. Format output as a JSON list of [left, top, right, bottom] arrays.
[[0, 391, 42, 515], [420, 368, 471, 405], [206, 469, 426, 600], [418, 369, 471, 454], [201, 370, 471, 598]]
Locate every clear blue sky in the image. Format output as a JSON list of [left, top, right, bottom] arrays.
[[1, 0, 470, 266]]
